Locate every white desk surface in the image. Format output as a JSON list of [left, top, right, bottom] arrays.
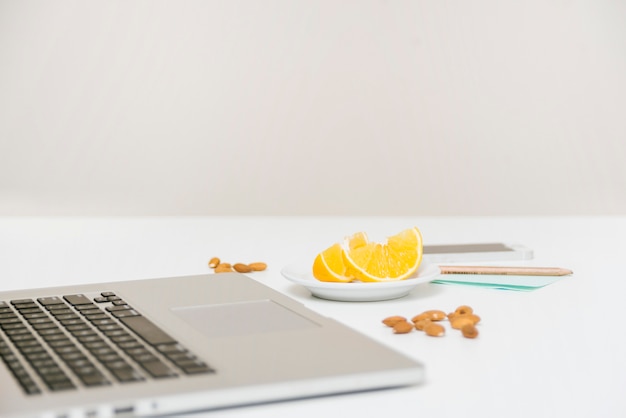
[[1, 216, 624, 418]]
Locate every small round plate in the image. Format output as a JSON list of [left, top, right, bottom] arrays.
[[280, 261, 441, 302]]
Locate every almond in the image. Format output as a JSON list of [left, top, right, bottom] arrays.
[[382, 316, 407, 327], [233, 263, 253, 273], [208, 257, 221, 268], [248, 262, 267, 271], [392, 321, 414, 334], [424, 322, 445, 337]]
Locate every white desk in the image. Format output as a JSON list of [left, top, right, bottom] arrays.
[[1, 217, 624, 418]]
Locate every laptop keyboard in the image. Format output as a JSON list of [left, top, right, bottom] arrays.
[[0, 292, 215, 395]]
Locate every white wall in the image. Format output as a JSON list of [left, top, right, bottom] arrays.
[[1, 0, 625, 215]]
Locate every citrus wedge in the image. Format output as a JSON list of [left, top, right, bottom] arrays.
[[312, 243, 353, 283], [342, 227, 423, 282]]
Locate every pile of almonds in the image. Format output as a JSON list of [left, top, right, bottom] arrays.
[[209, 257, 267, 274], [382, 305, 480, 339]]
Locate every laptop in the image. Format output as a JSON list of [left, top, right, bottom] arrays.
[[0, 273, 424, 417]]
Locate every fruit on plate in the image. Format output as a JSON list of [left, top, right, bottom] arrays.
[[312, 243, 353, 283], [312, 227, 424, 283]]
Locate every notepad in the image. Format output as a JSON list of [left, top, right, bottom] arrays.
[[431, 273, 567, 291]]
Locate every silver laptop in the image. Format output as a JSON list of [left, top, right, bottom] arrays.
[[0, 273, 424, 417]]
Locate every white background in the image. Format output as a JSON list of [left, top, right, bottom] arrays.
[[1, 0, 625, 216]]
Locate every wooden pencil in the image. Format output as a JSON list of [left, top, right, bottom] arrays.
[[439, 266, 573, 276]]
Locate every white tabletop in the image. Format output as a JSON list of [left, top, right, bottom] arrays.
[[1, 217, 624, 418]]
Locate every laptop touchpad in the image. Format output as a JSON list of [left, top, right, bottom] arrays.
[[172, 300, 319, 338]]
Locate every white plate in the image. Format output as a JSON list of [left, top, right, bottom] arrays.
[[280, 261, 441, 302]]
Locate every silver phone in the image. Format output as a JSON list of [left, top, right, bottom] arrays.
[[422, 243, 533, 263]]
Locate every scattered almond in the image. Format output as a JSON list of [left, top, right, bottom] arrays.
[[382, 316, 407, 327], [413, 318, 432, 331], [248, 262, 267, 271], [233, 263, 253, 273], [383, 305, 480, 339], [424, 322, 445, 337], [208, 257, 267, 275], [461, 324, 479, 339], [214, 264, 233, 273], [411, 310, 447, 322], [392, 321, 414, 334], [448, 305, 474, 321], [450, 314, 481, 330]]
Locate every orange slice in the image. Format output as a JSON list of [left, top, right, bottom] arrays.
[[342, 227, 423, 282], [312, 243, 353, 283]]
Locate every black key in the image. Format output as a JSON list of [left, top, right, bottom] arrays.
[[91, 319, 116, 327], [19, 345, 46, 356], [4, 327, 30, 337], [41, 334, 70, 342], [30, 358, 58, 369], [181, 364, 215, 375], [57, 351, 85, 362], [98, 353, 124, 363], [110, 367, 145, 383], [9, 333, 37, 343], [84, 314, 109, 321], [105, 360, 132, 370], [23, 313, 49, 320], [67, 358, 96, 370], [35, 327, 63, 336], [80, 373, 110, 387], [48, 339, 74, 349], [22, 382, 42, 395], [13, 303, 39, 310], [72, 365, 100, 377], [124, 347, 152, 357], [139, 360, 177, 378], [1, 322, 27, 330], [155, 343, 187, 355], [19, 308, 44, 315], [27, 318, 53, 325], [37, 296, 65, 306], [119, 316, 177, 346], [31, 322, 56, 330], [106, 305, 131, 312], [59, 319, 84, 327], [47, 380, 76, 391], [90, 347, 117, 357], [10, 299, 34, 305], [46, 305, 71, 312], [0, 317, 22, 325], [74, 304, 98, 311], [13, 339, 41, 349], [116, 341, 143, 351], [103, 329, 128, 338], [23, 352, 52, 362], [76, 335, 103, 344], [65, 324, 91, 332], [111, 310, 140, 319], [94, 296, 108, 303], [101, 292, 116, 297], [63, 294, 92, 306], [83, 341, 109, 351], [79, 309, 103, 317], [131, 353, 159, 363], [111, 335, 137, 344], [53, 314, 80, 321]]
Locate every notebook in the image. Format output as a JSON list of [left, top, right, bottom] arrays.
[[0, 273, 424, 417]]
